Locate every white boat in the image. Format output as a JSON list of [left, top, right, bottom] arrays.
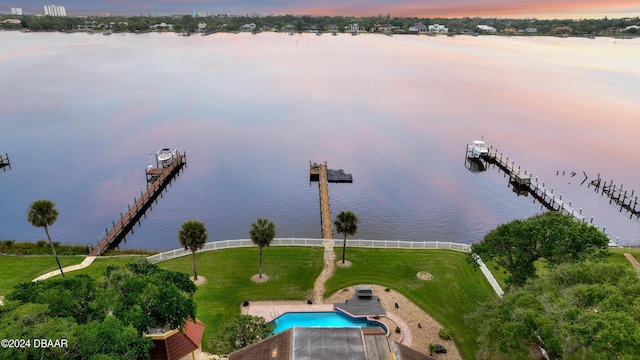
[[469, 140, 488, 158], [156, 148, 175, 167]]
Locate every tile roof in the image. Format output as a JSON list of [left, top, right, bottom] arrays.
[[147, 318, 205, 360]]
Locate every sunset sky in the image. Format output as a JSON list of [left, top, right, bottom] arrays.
[[2, 0, 639, 19]]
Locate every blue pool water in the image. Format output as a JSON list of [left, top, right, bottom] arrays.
[[271, 311, 384, 334]]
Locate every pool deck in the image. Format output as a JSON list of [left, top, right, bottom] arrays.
[[241, 300, 413, 347], [242, 301, 334, 322]]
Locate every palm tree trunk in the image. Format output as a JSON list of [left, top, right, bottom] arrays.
[[342, 235, 347, 264], [192, 248, 198, 280], [45, 225, 64, 277], [259, 246, 263, 279]]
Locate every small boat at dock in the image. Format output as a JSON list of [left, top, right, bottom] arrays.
[[468, 140, 488, 158]]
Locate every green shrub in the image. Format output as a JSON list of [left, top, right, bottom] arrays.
[[36, 240, 48, 247], [439, 327, 452, 340]]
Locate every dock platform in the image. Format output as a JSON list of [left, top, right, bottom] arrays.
[[90, 150, 186, 256], [481, 146, 617, 246]]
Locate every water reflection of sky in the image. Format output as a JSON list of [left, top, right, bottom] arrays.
[[1, 32, 639, 248]]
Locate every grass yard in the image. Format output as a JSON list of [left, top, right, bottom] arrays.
[[0, 255, 84, 295], [324, 248, 497, 360], [157, 246, 324, 352]]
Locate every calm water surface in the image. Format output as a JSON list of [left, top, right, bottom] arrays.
[[1, 32, 639, 249]]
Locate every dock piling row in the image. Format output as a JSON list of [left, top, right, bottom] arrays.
[[482, 147, 618, 246]]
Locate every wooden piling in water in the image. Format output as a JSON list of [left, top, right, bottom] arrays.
[[483, 146, 617, 246], [0, 153, 10, 171]]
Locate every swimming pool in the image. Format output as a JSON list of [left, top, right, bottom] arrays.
[[270, 311, 386, 334]]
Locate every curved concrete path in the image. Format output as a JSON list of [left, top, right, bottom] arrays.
[[625, 253, 640, 276], [32, 256, 97, 281]]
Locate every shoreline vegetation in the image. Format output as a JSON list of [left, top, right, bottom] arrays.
[[1, 14, 638, 38], [0, 240, 157, 256]]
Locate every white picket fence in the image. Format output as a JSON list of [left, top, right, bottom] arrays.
[[146, 238, 471, 263], [146, 238, 503, 296]]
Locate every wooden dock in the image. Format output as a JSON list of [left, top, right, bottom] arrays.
[[482, 146, 617, 246], [90, 150, 186, 256], [0, 153, 10, 171], [310, 162, 334, 239]]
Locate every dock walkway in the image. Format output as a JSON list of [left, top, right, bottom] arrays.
[[483, 147, 616, 246], [310, 161, 337, 303], [90, 151, 186, 256]]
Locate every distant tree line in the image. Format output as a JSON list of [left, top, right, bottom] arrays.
[[1, 13, 638, 35]]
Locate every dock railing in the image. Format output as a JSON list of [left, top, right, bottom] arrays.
[[146, 238, 471, 263]]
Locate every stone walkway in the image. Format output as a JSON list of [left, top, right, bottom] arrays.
[[32, 256, 97, 281], [312, 239, 336, 303]]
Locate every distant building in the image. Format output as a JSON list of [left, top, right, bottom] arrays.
[[476, 25, 497, 32], [1, 19, 21, 25], [346, 23, 360, 33], [149, 23, 173, 31], [525, 27, 538, 34], [624, 25, 640, 31], [375, 23, 392, 32], [550, 26, 572, 35], [44, 5, 66, 17], [428, 24, 448, 33], [192, 10, 209, 17], [502, 27, 517, 34], [11, 7, 23, 15], [409, 23, 427, 32], [240, 23, 256, 31]]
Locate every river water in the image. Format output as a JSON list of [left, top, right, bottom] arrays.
[[1, 31, 639, 249]]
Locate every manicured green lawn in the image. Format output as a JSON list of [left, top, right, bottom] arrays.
[[609, 247, 640, 265], [157, 247, 324, 351], [0, 255, 84, 295], [324, 249, 497, 360]]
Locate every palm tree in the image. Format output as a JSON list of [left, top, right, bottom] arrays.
[[250, 218, 275, 279], [334, 210, 359, 264], [27, 199, 64, 277], [178, 220, 208, 281]]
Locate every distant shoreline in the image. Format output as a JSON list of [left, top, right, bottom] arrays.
[[4, 29, 637, 40]]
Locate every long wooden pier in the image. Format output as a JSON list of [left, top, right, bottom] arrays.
[[90, 150, 186, 256], [310, 162, 333, 239], [0, 153, 10, 171], [480, 146, 617, 246]]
